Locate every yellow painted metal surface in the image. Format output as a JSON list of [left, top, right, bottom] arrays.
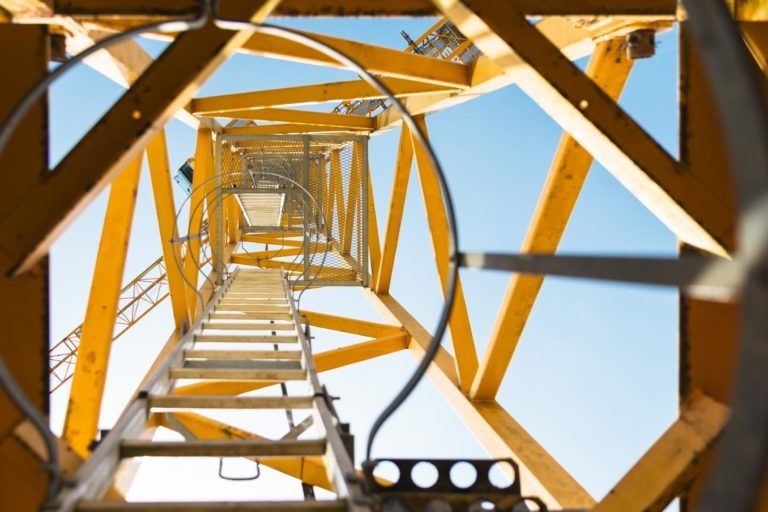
[[63, 153, 143, 458], [411, 116, 479, 392], [593, 392, 729, 512], [375, 124, 413, 294], [147, 130, 188, 329], [471, 40, 635, 400]]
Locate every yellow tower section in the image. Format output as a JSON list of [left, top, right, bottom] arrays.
[[0, 1, 766, 511]]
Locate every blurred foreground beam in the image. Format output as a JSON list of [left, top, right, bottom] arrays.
[[0, 0, 280, 276], [433, 0, 730, 257]]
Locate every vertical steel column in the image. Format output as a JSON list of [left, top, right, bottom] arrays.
[[215, 134, 224, 285], [361, 136, 370, 287], [0, 24, 50, 511], [303, 136, 311, 281]]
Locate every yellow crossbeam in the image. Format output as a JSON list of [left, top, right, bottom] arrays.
[[191, 78, 458, 116], [240, 30, 470, 87], [214, 107, 375, 128], [222, 123, 370, 135]]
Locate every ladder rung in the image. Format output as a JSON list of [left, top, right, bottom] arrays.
[[120, 439, 326, 458], [203, 323, 296, 331], [78, 500, 347, 511], [170, 368, 307, 380], [185, 349, 302, 360], [210, 312, 293, 321], [215, 306, 292, 313], [219, 295, 288, 306], [193, 334, 298, 343], [183, 360, 303, 371], [149, 395, 314, 409]]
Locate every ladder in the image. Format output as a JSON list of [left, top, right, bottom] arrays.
[[55, 268, 370, 511]]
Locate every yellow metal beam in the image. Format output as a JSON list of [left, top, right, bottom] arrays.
[[241, 234, 305, 246], [433, 0, 730, 257], [0, 0, 280, 276], [366, 291, 594, 510], [375, 124, 413, 294], [213, 107, 375, 129], [147, 130, 188, 329], [239, 30, 470, 87], [593, 392, 729, 512], [191, 78, 458, 116], [157, 412, 332, 490], [301, 311, 402, 338], [183, 130, 213, 322], [411, 116, 478, 392], [225, 195, 239, 243], [0, 25, 50, 511], [471, 39, 634, 400], [62, 153, 143, 458], [175, 333, 407, 396], [222, 123, 369, 136], [55, 0, 677, 19], [341, 141, 362, 255], [330, 149, 345, 237], [367, 165, 382, 285]]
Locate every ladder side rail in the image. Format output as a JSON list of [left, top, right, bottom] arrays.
[[283, 273, 371, 511], [54, 270, 238, 511]]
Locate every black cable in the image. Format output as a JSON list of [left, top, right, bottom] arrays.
[[207, 12, 461, 463]]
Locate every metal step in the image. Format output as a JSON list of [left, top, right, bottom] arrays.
[[169, 367, 307, 380], [120, 438, 326, 458], [210, 312, 293, 321], [192, 334, 298, 343], [78, 501, 347, 511], [182, 360, 303, 371], [184, 349, 302, 360], [202, 322, 296, 331], [215, 305, 292, 313], [149, 394, 314, 409]]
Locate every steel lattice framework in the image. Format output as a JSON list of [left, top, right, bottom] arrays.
[[0, 1, 766, 511]]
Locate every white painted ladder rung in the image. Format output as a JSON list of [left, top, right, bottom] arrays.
[[184, 349, 302, 360], [77, 500, 348, 511], [169, 367, 307, 380], [192, 334, 298, 343], [120, 438, 326, 458], [148, 394, 314, 409]]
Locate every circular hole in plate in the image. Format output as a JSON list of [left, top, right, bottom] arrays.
[[449, 461, 477, 489], [411, 461, 439, 489], [488, 460, 516, 489], [469, 500, 496, 511], [373, 460, 400, 488], [425, 499, 453, 512]]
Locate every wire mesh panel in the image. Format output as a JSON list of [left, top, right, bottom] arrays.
[[219, 134, 368, 287]]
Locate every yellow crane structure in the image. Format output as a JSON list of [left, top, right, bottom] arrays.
[[0, 0, 767, 510]]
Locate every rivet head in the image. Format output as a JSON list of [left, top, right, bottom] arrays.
[[131, 110, 142, 120], [578, 100, 589, 110]]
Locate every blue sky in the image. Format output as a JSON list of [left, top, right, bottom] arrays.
[[47, 17, 680, 506]]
